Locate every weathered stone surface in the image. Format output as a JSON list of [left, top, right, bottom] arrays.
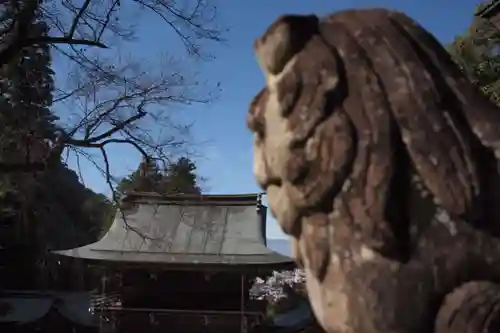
[[248, 8, 500, 333], [435, 281, 500, 333]]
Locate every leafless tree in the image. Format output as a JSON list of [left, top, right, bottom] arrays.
[[0, 0, 224, 202]]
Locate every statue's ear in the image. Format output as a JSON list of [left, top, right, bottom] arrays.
[[254, 15, 319, 76]]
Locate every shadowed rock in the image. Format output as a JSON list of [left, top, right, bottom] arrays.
[[248, 8, 500, 333]]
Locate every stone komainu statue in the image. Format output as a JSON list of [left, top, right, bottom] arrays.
[[248, 8, 500, 333]]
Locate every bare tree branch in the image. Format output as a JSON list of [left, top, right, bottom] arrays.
[[0, 0, 224, 67], [0, 1, 221, 245], [0, 0, 224, 181]]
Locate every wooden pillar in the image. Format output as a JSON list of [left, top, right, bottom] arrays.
[[240, 274, 246, 333]]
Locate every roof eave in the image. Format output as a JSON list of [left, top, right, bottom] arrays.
[[51, 250, 295, 272], [121, 192, 265, 204]]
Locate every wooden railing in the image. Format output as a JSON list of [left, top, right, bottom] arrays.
[[94, 306, 266, 333]]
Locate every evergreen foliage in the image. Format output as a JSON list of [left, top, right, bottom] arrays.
[[117, 156, 202, 197], [448, 2, 500, 105], [0, 9, 113, 289]]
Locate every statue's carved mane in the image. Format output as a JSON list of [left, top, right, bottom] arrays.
[[248, 9, 500, 280]]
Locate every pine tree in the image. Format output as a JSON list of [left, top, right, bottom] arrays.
[[0, 15, 56, 230], [161, 157, 201, 195], [0, 19, 57, 164], [0, 10, 59, 288], [448, 3, 500, 106], [117, 156, 202, 197], [0, 10, 112, 289], [116, 157, 164, 196]]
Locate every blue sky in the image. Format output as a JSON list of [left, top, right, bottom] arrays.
[[60, 0, 481, 239]]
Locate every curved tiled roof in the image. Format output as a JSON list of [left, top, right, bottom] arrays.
[[53, 193, 293, 269]]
